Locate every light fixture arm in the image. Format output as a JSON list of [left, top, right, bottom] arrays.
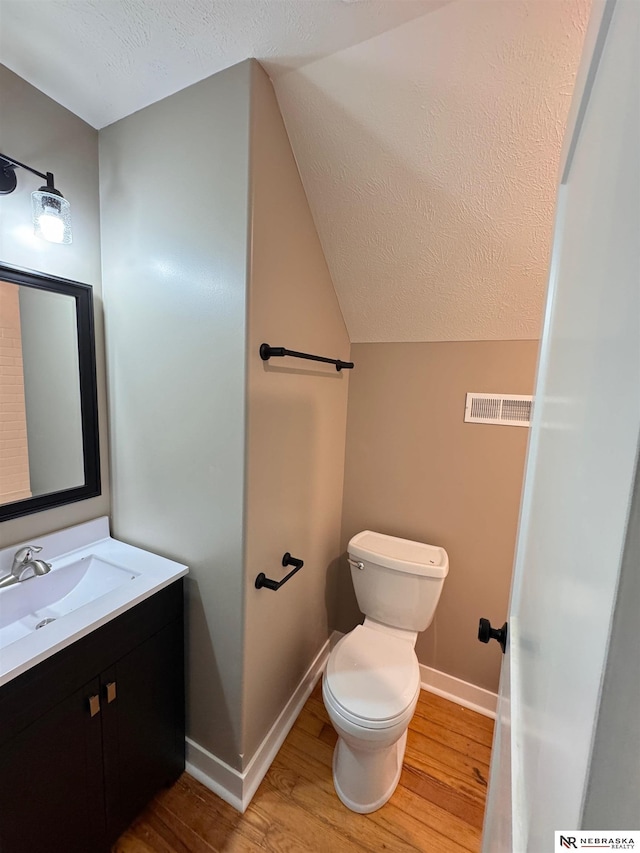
[[0, 152, 57, 194]]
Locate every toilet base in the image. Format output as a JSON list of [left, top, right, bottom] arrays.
[[332, 730, 408, 814]]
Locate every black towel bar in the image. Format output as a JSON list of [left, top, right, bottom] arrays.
[[260, 342, 354, 371], [255, 553, 304, 591]]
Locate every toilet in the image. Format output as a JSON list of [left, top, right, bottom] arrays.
[[323, 530, 449, 813]]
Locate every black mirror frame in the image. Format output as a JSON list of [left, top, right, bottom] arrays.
[[0, 263, 101, 522]]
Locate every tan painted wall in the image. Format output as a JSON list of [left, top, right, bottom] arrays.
[[0, 65, 109, 546], [243, 62, 350, 765], [338, 340, 538, 692], [0, 281, 31, 504]]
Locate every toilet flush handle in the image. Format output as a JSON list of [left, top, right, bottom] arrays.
[[347, 558, 364, 570]]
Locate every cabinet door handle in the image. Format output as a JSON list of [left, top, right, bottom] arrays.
[[105, 681, 117, 704], [88, 694, 101, 717]]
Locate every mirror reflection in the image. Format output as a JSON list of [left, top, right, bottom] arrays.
[[0, 280, 84, 506]]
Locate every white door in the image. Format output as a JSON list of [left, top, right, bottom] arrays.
[[482, 1, 640, 850]]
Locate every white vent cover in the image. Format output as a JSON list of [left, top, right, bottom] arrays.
[[464, 393, 533, 427]]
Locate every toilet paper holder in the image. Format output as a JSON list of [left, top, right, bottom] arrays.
[[255, 553, 304, 591]]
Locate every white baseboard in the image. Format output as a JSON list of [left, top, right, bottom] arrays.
[[419, 663, 497, 719], [186, 742, 244, 812], [186, 634, 331, 812]]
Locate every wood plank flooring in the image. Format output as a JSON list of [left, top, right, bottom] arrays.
[[113, 683, 494, 853]]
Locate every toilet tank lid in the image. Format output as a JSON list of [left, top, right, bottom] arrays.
[[348, 530, 449, 578]]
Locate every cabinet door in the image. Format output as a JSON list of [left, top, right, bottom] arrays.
[[102, 619, 185, 843], [0, 678, 107, 853]]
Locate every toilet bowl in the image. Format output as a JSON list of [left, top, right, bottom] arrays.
[[323, 531, 448, 813], [323, 623, 421, 812]]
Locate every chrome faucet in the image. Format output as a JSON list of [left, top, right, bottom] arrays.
[[0, 545, 52, 588]]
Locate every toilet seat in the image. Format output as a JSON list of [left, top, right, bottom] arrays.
[[325, 625, 420, 730]]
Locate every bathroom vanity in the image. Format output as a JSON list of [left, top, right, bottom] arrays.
[[0, 519, 188, 853]]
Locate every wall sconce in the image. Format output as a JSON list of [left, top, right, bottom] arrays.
[[0, 152, 72, 244]]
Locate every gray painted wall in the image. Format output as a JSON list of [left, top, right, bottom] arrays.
[[0, 64, 110, 547], [99, 61, 251, 769], [19, 286, 84, 496]]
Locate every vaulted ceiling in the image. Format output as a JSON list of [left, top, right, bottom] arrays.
[[274, 0, 590, 341], [0, 0, 590, 342]]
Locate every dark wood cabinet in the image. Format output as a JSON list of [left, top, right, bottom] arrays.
[[101, 618, 185, 841], [0, 679, 106, 853], [0, 580, 184, 853]]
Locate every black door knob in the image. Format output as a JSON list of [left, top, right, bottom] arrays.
[[478, 618, 508, 654]]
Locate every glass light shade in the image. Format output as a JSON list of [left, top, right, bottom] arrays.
[[31, 190, 72, 244]]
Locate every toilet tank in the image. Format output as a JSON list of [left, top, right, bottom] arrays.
[[348, 531, 449, 632]]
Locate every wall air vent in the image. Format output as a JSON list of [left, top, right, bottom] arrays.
[[464, 393, 533, 427]]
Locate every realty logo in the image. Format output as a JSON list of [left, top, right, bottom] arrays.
[[555, 831, 639, 850]]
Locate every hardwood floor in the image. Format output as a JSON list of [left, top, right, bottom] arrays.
[[113, 683, 494, 852]]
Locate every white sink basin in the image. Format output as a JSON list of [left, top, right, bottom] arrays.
[[0, 556, 140, 648], [0, 517, 187, 686]]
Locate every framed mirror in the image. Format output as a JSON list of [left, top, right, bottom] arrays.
[[0, 264, 100, 521]]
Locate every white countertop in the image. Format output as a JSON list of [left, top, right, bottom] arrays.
[[0, 517, 188, 687]]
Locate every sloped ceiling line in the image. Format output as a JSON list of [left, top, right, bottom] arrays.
[[273, 0, 590, 343], [0, 0, 590, 343]]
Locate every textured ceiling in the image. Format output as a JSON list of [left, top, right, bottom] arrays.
[[274, 0, 590, 341], [0, 0, 589, 343], [0, 0, 446, 129]]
